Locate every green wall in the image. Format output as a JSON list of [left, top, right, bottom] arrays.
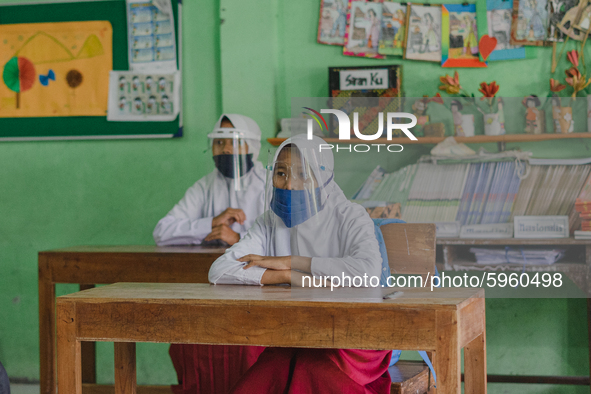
[[0, 0, 589, 392]]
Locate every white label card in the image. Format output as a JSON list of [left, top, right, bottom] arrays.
[[339, 69, 389, 90]]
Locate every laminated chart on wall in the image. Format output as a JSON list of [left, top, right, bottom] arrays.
[[126, 0, 177, 73], [107, 70, 180, 121], [0, 21, 112, 118]]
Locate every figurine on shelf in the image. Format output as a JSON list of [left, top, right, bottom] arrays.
[[411, 95, 446, 137], [411, 97, 430, 127], [523, 95, 545, 134], [547, 49, 591, 133], [450, 100, 466, 137]]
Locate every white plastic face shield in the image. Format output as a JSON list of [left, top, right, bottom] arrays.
[[208, 129, 253, 191]]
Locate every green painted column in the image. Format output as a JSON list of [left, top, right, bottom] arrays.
[[219, 0, 279, 153]]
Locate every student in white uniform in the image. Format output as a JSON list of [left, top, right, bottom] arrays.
[[208, 134, 391, 393], [154, 114, 267, 394], [208, 134, 382, 286], [153, 114, 266, 247]]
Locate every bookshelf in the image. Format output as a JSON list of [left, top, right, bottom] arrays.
[[437, 237, 591, 295], [267, 133, 591, 146]]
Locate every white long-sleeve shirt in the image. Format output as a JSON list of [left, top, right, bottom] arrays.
[[153, 162, 266, 246], [208, 187, 382, 285]]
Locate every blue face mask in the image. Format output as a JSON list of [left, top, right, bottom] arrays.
[[270, 187, 323, 228], [213, 154, 254, 179]]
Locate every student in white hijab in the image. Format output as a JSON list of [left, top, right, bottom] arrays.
[[153, 114, 266, 246], [208, 134, 383, 285], [208, 134, 391, 394], [155, 114, 267, 394]]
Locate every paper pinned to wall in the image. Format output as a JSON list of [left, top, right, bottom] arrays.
[[126, 0, 177, 73], [0, 21, 112, 118], [107, 70, 180, 121]]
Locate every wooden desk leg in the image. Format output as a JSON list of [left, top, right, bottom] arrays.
[[435, 310, 461, 394], [39, 256, 56, 394], [57, 302, 82, 394], [79, 284, 96, 384], [464, 331, 487, 394], [115, 342, 137, 394]]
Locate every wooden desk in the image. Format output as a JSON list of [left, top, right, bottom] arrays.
[[56, 283, 486, 394], [38, 246, 225, 394]]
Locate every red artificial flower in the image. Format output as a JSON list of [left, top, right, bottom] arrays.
[[427, 92, 444, 104], [550, 78, 566, 93], [567, 50, 579, 67], [566, 66, 582, 79], [439, 71, 461, 94], [478, 81, 499, 98]]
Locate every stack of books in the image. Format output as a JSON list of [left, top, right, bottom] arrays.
[[403, 162, 468, 223], [456, 161, 521, 226], [353, 158, 591, 237], [352, 164, 417, 208], [469, 247, 566, 265], [510, 165, 591, 219], [401, 161, 522, 225]]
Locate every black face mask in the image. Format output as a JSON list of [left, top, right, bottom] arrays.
[[213, 154, 254, 178]]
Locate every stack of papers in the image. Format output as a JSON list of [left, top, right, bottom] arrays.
[[574, 231, 591, 240], [469, 247, 565, 265]]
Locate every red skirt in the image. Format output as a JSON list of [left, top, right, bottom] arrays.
[[229, 348, 392, 394], [169, 344, 266, 394]]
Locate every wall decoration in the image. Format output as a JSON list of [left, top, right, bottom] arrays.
[[556, 0, 588, 40], [548, 50, 590, 133], [343, 0, 385, 58], [575, 1, 591, 33], [486, 0, 526, 60], [0, 21, 112, 118], [441, 3, 487, 67], [318, 0, 349, 45], [404, 3, 442, 62], [548, 0, 577, 41], [510, 0, 550, 46], [126, 0, 177, 72], [107, 70, 180, 121], [379, 1, 407, 56], [327, 65, 402, 138]]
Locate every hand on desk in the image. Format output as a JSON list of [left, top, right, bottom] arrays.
[[241, 255, 312, 286], [203, 224, 240, 245], [240, 255, 291, 270], [212, 208, 246, 227]]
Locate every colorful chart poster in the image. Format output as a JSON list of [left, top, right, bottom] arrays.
[[107, 70, 180, 121], [127, 0, 177, 72], [0, 21, 112, 118]]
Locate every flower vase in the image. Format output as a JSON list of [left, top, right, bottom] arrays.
[[483, 112, 505, 136], [552, 105, 573, 134], [454, 114, 474, 137]]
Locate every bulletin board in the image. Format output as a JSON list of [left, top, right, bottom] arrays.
[[0, 0, 182, 141]]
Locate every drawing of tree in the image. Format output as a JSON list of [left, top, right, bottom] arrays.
[[2, 56, 36, 109]]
